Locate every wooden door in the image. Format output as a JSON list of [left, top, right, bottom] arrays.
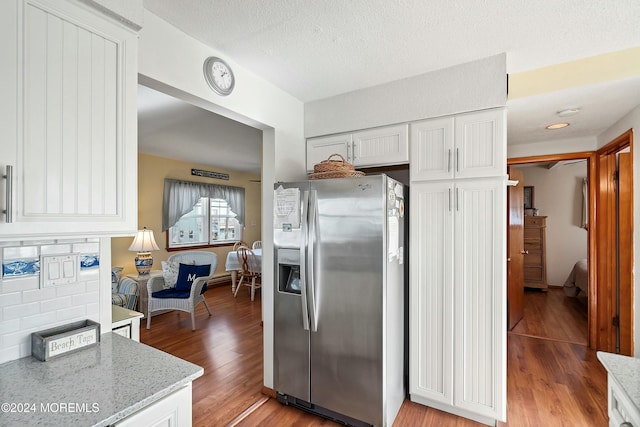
[[507, 167, 525, 330], [618, 152, 633, 355]]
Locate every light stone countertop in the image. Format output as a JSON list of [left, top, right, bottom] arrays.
[[0, 332, 203, 426], [598, 351, 640, 408]]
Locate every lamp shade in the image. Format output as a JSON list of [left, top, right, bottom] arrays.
[[128, 227, 160, 252]]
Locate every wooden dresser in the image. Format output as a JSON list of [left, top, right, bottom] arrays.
[[524, 216, 548, 289]]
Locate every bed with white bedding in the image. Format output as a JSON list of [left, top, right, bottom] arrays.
[[563, 258, 588, 297]]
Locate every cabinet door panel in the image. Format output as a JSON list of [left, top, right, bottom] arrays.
[[453, 179, 506, 420], [352, 124, 408, 167], [410, 117, 455, 181], [306, 133, 351, 172], [0, 0, 138, 238], [410, 181, 454, 405], [454, 110, 505, 179]]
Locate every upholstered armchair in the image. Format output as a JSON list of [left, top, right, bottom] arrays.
[[146, 251, 218, 331], [111, 267, 139, 310]]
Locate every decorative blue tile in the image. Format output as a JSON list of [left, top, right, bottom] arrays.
[[80, 254, 100, 270], [2, 258, 40, 278]]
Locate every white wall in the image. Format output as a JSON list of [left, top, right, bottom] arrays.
[[507, 136, 597, 159], [517, 163, 588, 286], [137, 10, 306, 388], [305, 54, 507, 137], [597, 105, 640, 355]]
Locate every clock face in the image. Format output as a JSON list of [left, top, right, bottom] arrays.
[[203, 57, 235, 96]]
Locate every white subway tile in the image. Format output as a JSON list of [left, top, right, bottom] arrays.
[[3, 246, 39, 259], [79, 269, 100, 280], [21, 311, 57, 330], [72, 292, 99, 306], [0, 318, 20, 334], [85, 280, 100, 293], [1, 276, 39, 294], [73, 243, 100, 253], [0, 292, 21, 307], [19, 341, 30, 359], [4, 302, 39, 320], [56, 283, 86, 297], [22, 287, 57, 303], [40, 296, 71, 313], [86, 238, 99, 243], [57, 305, 86, 322], [86, 303, 100, 316], [40, 244, 72, 255], [0, 345, 21, 365], [55, 238, 87, 244], [3, 330, 31, 347]]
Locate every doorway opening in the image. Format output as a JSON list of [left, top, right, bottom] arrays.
[[508, 152, 596, 348]]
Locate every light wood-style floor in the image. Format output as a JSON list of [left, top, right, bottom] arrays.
[[140, 285, 607, 426]]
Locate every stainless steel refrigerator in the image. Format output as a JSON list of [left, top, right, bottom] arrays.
[[273, 174, 406, 427]]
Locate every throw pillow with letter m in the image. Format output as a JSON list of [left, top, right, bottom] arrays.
[[175, 263, 211, 294]]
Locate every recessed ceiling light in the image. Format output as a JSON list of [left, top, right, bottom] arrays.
[[546, 123, 570, 130], [557, 108, 581, 117]]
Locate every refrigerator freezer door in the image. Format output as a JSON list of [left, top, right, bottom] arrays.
[[309, 176, 386, 426]]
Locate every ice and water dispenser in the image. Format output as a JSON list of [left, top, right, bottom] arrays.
[[277, 248, 301, 294]]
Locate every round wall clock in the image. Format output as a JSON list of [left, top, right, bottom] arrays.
[[203, 56, 235, 96]]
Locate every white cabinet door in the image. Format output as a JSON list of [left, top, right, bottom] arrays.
[[453, 178, 506, 421], [410, 117, 455, 181], [409, 178, 506, 424], [454, 109, 505, 179], [352, 124, 409, 167], [410, 109, 505, 182], [0, 0, 138, 239], [410, 181, 454, 406], [115, 383, 192, 427], [306, 133, 351, 172]]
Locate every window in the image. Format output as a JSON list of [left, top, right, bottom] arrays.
[[163, 179, 245, 250], [168, 197, 243, 249]]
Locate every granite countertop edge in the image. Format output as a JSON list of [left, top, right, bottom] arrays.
[[0, 332, 204, 427], [597, 351, 640, 410]]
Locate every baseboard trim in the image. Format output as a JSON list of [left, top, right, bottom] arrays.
[[261, 386, 276, 398]]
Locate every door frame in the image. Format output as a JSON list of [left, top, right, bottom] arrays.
[[507, 152, 597, 349], [596, 129, 634, 354]]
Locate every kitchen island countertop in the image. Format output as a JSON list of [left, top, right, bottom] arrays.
[[598, 351, 640, 410], [0, 332, 203, 426]]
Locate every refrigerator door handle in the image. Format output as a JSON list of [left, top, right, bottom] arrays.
[[300, 190, 310, 331], [307, 189, 319, 332]]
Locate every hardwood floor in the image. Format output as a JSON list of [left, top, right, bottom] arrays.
[[511, 287, 588, 344], [140, 284, 607, 426]]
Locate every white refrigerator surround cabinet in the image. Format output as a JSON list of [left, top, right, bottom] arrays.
[[409, 107, 507, 426], [0, 0, 138, 239], [273, 175, 406, 427], [306, 123, 409, 171]]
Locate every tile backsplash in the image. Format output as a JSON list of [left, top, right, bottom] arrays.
[[0, 239, 101, 364]]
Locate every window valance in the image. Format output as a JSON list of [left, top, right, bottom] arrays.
[[162, 179, 245, 231]]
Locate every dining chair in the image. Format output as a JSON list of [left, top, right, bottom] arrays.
[[252, 240, 262, 250], [233, 246, 261, 301], [146, 251, 217, 331], [233, 241, 249, 251]]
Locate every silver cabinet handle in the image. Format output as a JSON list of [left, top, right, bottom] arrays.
[[447, 149, 452, 173], [521, 250, 529, 255], [456, 187, 459, 211], [448, 188, 452, 212], [3, 165, 12, 223], [620, 423, 633, 427], [456, 148, 460, 173]]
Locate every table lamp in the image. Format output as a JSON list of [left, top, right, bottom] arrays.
[[128, 227, 160, 275]]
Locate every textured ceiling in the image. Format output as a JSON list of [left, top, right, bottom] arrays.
[[144, 0, 640, 102], [139, 0, 640, 168]]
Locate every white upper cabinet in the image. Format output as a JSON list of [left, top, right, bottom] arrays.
[[306, 124, 409, 172], [306, 133, 352, 172], [411, 109, 505, 181], [351, 124, 409, 167], [0, 0, 138, 239]]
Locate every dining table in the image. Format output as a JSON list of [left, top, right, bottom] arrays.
[[225, 248, 262, 293]]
